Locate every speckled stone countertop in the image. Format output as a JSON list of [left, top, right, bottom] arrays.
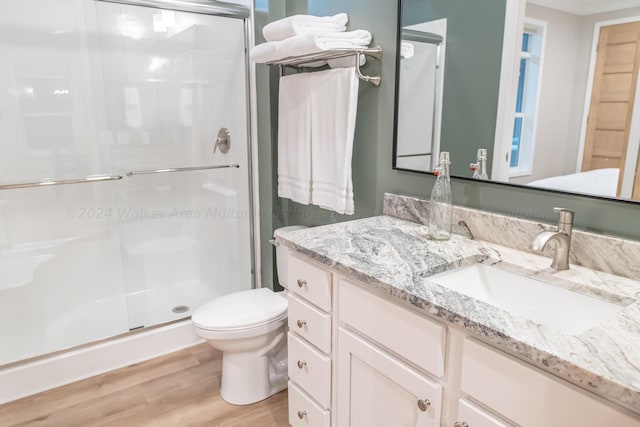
[[276, 215, 640, 415]]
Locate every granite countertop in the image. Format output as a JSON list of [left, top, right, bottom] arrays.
[[276, 215, 640, 415]]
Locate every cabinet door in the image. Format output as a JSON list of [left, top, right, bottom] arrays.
[[336, 328, 442, 427], [456, 399, 512, 427]]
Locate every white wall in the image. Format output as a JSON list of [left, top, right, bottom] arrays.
[[511, 3, 583, 185], [514, 4, 640, 186]]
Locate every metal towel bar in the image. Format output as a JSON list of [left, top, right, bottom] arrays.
[[0, 164, 239, 190], [268, 45, 383, 87], [126, 164, 240, 176], [0, 175, 123, 190]]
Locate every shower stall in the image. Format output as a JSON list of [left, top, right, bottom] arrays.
[[0, 0, 254, 367]]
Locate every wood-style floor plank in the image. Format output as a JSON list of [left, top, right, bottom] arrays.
[[0, 344, 289, 427]]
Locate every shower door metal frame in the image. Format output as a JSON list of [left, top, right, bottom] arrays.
[[97, 0, 250, 18]]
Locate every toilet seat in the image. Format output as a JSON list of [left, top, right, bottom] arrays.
[[192, 288, 287, 332]]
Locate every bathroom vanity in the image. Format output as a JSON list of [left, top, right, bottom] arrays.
[[280, 196, 640, 427]]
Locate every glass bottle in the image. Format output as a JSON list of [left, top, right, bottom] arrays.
[[470, 148, 489, 180], [429, 152, 453, 240]]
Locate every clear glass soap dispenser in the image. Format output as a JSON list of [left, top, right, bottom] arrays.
[[470, 148, 489, 180], [429, 151, 453, 240]]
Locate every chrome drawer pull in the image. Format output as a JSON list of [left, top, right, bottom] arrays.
[[297, 279, 306, 288], [454, 422, 469, 427], [297, 319, 307, 328], [297, 360, 307, 369], [417, 398, 430, 412], [297, 410, 307, 419]]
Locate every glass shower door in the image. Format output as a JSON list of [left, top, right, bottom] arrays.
[[92, 1, 252, 329], [0, 0, 252, 366]]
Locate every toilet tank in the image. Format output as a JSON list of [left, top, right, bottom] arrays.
[[273, 226, 308, 289]]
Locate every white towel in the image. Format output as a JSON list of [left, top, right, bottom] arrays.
[[310, 67, 359, 215], [251, 30, 372, 64], [277, 73, 313, 205], [263, 13, 348, 42], [328, 54, 366, 69], [277, 68, 359, 214]]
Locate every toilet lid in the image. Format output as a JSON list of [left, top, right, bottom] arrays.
[[192, 288, 287, 331]]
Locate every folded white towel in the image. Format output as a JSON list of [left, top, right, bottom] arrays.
[[277, 72, 313, 205], [401, 41, 415, 59], [251, 30, 372, 64], [310, 67, 359, 215], [263, 13, 348, 42]]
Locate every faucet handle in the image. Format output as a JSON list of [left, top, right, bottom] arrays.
[[553, 207, 574, 225]]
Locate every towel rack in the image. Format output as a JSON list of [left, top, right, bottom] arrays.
[[268, 45, 383, 87], [0, 165, 240, 190], [126, 164, 240, 177], [0, 174, 123, 190]]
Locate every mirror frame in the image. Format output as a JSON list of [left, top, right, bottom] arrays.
[[392, 0, 640, 207]]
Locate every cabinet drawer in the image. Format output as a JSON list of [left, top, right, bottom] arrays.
[[456, 399, 511, 427], [461, 338, 639, 427], [288, 294, 332, 353], [288, 332, 331, 408], [288, 255, 332, 311], [289, 382, 330, 427], [338, 278, 446, 378]]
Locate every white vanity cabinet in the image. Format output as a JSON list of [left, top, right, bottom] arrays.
[[285, 251, 640, 427], [287, 254, 333, 427], [458, 338, 639, 427]]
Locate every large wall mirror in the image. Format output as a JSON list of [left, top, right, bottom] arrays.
[[394, 0, 640, 204]]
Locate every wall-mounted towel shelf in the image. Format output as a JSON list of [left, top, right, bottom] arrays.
[[268, 45, 383, 87]]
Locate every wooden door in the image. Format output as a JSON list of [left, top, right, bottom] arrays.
[[336, 328, 442, 427], [582, 21, 640, 197]]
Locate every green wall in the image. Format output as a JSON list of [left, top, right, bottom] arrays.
[[255, 0, 640, 289], [401, 0, 506, 176]]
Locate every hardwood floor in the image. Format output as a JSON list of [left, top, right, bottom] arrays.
[[0, 344, 289, 427]]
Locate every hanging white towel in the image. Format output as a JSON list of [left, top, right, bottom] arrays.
[[263, 13, 348, 42], [277, 72, 313, 205], [250, 30, 372, 64], [310, 67, 359, 215], [328, 54, 366, 69]]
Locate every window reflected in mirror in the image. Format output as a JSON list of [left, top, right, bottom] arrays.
[[394, 0, 640, 203]]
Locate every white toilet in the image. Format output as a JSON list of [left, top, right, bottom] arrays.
[[191, 226, 307, 405]]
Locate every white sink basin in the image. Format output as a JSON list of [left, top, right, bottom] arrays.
[[429, 264, 625, 335]]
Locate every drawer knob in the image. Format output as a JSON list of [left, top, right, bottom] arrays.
[[297, 410, 307, 419], [297, 279, 306, 288], [297, 360, 307, 369], [417, 398, 430, 412], [297, 319, 307, 328], [454, 422, 469, 427]]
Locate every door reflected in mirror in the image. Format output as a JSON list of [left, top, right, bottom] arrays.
[[395, 20, 446, 173], [394, 0, 640, 203]]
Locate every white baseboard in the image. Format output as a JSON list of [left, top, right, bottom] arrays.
[[0, 320, 204, 404]]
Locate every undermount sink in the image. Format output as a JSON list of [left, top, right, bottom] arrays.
[[429, 264, 625, 335]]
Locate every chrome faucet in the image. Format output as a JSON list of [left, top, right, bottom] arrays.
[[529, 207, 575, 270]]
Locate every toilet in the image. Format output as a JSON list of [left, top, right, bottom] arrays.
[[191, 225, 307, 405]]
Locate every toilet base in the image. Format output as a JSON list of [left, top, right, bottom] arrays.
[[220, 348, 287, 405]]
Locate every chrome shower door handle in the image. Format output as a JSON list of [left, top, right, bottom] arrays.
[[214, 127, 230, 153]]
